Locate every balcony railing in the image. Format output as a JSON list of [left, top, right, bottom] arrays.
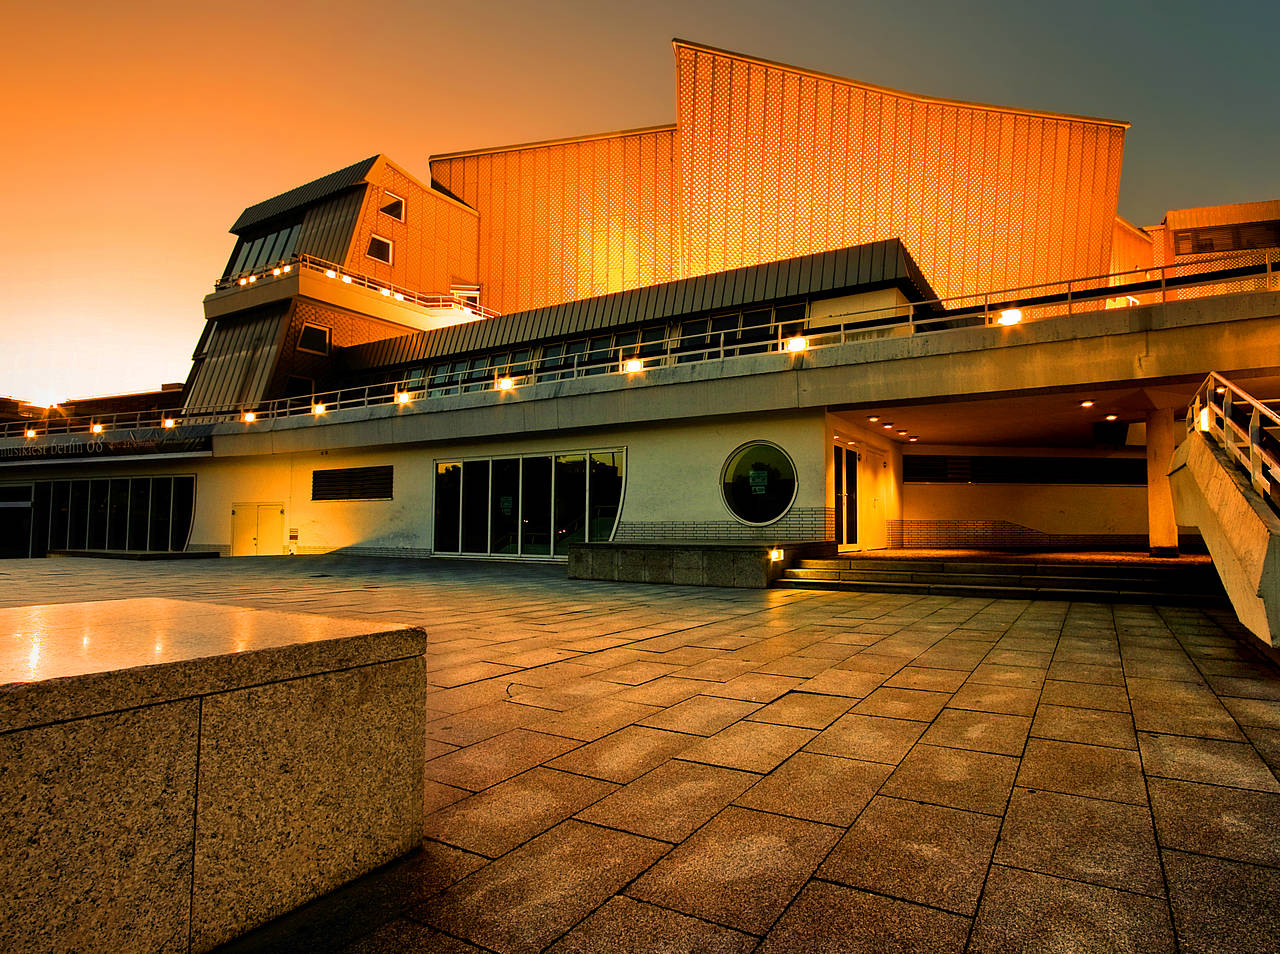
[[211, 253, 502, 321], [1187, 372, 1280, 513], [6, 249, 1277, 441]]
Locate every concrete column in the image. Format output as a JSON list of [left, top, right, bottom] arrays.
[[1146, 407, 1179, 556]]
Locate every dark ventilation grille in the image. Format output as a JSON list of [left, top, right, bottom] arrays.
[[904, 455, 1146, 485], [312, 466, 394, 500], [1173, 220, 1280, 256]]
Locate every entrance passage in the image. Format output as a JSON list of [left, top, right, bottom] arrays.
[[834, 444, 858, 547], [232, 503, 284, 556], [434, 449, 624, 557]]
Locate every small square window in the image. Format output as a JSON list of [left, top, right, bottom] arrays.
[[380, 192, 405, 221], [367, 235, 393, 264], [297, 323, 331, 355]]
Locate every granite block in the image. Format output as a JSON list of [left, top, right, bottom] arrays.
[[670, 549, 706, 586], [0, 700, 199, 954], [704, 551, 737, 587], [642, 549, 674, 585], [190, 655, 426, 951], [1163, 849, 1280, 954]]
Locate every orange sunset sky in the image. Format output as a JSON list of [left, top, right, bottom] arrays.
[[2, 0, 1275, 406]]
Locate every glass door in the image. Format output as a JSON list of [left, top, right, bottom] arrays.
[[834, 445, 858, 548]]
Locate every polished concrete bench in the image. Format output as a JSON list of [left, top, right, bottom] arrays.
[[0, 598, 426, 954]]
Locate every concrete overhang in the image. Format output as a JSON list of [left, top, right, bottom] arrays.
[[117, 288, 1280, 459], [202, 270, 486, 333]]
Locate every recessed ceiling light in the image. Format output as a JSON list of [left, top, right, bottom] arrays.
[[867, 416, 879, 423], [1080, 400, 1094, 408], [1105, 414, 1118, 421]]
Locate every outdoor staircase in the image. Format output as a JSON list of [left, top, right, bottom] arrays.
[[775, 555, 1230, 606]]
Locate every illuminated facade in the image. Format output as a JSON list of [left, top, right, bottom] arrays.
[[0, 40, 1277, 601]]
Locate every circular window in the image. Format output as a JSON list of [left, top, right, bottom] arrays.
[[721, 441, 798, 525]]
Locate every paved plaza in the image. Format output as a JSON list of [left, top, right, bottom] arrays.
[[4, 555, 1279, 953]]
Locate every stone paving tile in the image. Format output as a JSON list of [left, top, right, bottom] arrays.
[[1243, 724, 1280, 773], [744, 691, 853, 729], [969, 865, 1176, 953], [920, 708, 1031, 756], [1148, 777, 1280, 867], [676, 720, 816, 773], [795, 668, 887, 697], [416, 821, 668, 952], [1017, 738, 1148, 804], [1132, 699, 1246, 740], [852, 686, 952, 721], [423, 729, 581, 792], [627, 806, 841, 935], [995, 787, 1163, 896], [1138, 732, 1280, 791], [967, 662, 1047, 689], [425, 701, 544, 747], [596, 661, 685, 685], [834, 651, 906, 674], [882, 666, 970, 692], [613, 676, 706, 707], [545, 896, 756, 954], [1039, 677, 1131, 711], [803, 712, 927, 764], [754, 654, 833, 677], [704, 672, 804, 703], [531, 697, 663, 742], [1164, 849, 1280, 954], [819, 795, 999, 915], [422, 780, 470, 815], [734, 751, 891, 826], [881, 743, 1019, 815], [575, 759, 757, 842], [341, 919, 485, 953], [758, 881, 971, 954], [637, 695, 761, 735], [1220, 695, 1280, 728], [429, 661, 520, 688], [547, 726, 695, 783], [1030, 703, 1137, 749], [947, 682, 1040, 716], [422, 767, 616, 858]]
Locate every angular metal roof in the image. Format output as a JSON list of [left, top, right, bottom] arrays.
[[344, 239, 938, 371], [230, 156, 379, 234]]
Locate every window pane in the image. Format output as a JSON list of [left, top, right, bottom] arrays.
[[128, 479, 150, 551], [490, 459, 520, 554], [434, 463, 461, 553], [148, 477, 172, 551], [30, 481, 51, 558], [460, 460, 490, 553], [722, 442, 797, 525], [170, 476, 195, 551], [107, 478, 130, 550], [520, 456, 552, 555], [49, 480, 70, 551], [87, 479, 109, 550], [588, 452, 623, 542], [553, 455, 586, 553], [69, 479, 91, 550]]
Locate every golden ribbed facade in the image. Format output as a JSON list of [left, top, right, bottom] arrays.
[[430, 128, 680, 317], [430, 41, 1130, 313]]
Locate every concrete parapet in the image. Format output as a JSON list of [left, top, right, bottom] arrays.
[[568, 541, 835, 588], [1171, 431, 1280, 648], [0, 599, 426, 953]]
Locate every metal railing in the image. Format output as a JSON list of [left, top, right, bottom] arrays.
[[211, 253, 502, 320], [6, 249, 1277, 441], [1187, 372, 1280, 510]]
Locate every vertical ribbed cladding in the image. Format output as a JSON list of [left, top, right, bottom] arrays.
[[673, 41, 1127, 302]]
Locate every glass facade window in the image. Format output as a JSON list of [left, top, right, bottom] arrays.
[[434, 449, 624, 557], [10, 476, 197, 556], [721, 441, 798, 525]]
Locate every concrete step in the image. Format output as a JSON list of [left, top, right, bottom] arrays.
[[773, 577, 1230, 607]]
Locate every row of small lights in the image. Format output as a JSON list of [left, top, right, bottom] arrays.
[[235, 262, 414, 304], [26, 419, 177, 439], [865, 416, 919, 442], [25, 335, 817, 436]]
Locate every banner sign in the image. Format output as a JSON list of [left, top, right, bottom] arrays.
[[0, 427, 213, 464]]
